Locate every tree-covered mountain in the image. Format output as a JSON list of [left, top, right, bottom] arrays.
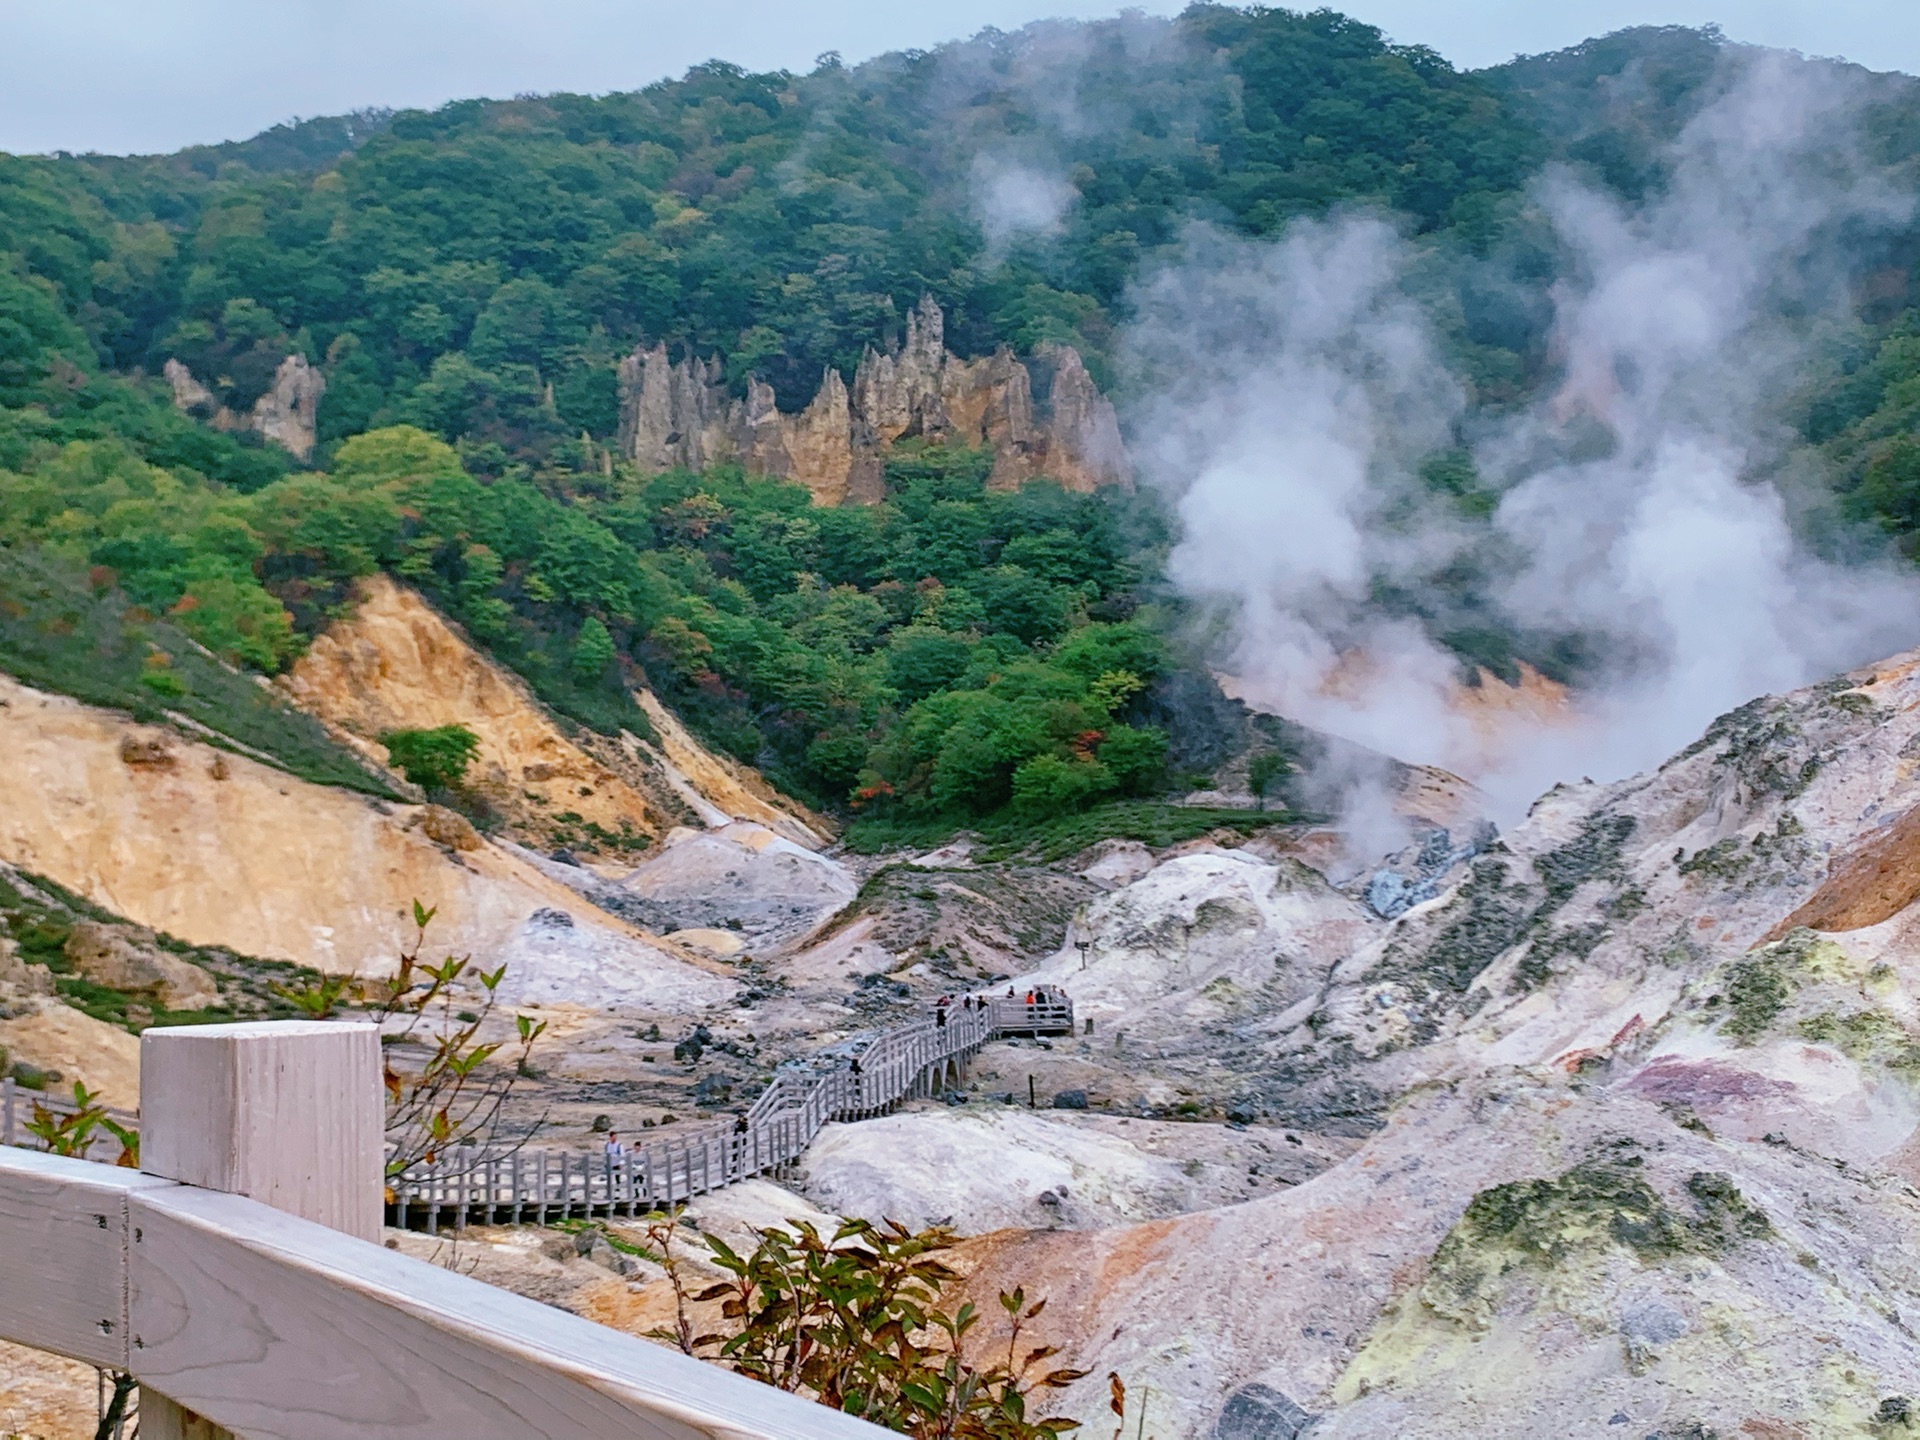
[[3, 8, 1920, 840]]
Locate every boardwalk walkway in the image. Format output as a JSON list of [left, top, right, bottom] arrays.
[[391, 993, 1073, 1231], [0, 994, 1075, 1232]]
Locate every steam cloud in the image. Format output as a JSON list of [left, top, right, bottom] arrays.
[[1128, 53, 1920, 832], [972, 155, 1077, 247]]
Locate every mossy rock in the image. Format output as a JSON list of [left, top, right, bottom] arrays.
[[1423, 1159, 1770, 1329]]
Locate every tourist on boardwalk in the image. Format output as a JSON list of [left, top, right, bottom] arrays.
[[729, 1111, 749, 1176]]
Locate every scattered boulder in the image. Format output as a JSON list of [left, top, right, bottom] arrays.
[[0, 939, 53, 1001], [63, 921, 219, 1010], [1077, 839, 1156, 889], [417, 804, 483, 851], [1052, 1089, 1089, 1110], [668, 927, 748, 958], [118, 734, 176, 769], [1214, 1383, 1315, 1440]]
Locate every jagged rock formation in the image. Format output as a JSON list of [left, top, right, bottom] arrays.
[[163, 353, 325, 461], [617, 296, 1129, 503]]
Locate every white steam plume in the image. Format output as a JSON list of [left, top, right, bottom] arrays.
[[1130, 53, 1920, 832], [971, 155, 1077, 248]]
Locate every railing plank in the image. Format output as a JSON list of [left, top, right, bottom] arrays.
[[0, 1149, 173, 1369], [121, 1179, 881, 1439]]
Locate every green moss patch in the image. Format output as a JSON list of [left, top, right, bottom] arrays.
[[1424, 1158, 1772, 1328]]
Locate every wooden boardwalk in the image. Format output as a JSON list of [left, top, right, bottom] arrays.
[[390, 994, 1073, 1231], [0, 994, 1075, 1233]]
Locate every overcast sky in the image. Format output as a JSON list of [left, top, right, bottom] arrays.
[[3, 0, 1916, 157]]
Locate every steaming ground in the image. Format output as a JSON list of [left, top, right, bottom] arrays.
[[335, 639, 1920, 1440], [1128, 52, 1920, 825]]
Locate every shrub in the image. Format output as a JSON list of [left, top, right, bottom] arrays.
[[652, 1214, 1086, 1438], [382, 724, 481, 791], [1011, 753, 1114, 814], [1099, 725, 1171, 796]]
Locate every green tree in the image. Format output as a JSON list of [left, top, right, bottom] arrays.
[[1248, 752, 1287, 812], [382, 724, 481, 791], [572, 615, 616, 681]]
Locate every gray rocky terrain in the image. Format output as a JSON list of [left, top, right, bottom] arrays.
[[489, 645, 1920, 1438]]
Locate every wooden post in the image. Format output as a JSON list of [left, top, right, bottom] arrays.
[[138, 1020, 382, 1440], [140, 1020, 382, 1241]]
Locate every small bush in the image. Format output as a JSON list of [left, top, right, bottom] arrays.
[[382, 724, 481, 791]]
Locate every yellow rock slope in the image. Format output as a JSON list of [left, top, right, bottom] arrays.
[[0, 672, 727, 1010], [279, 575, 830, 854]]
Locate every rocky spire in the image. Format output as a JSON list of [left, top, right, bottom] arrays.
[[615, 297, 1130, 504], [163, 353, 326, 462]]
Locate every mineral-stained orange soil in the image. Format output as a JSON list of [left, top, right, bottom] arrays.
[[1765, 800, 1920, 939]]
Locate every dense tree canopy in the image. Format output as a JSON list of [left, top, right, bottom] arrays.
[[1, 6, 1549, 468], [5, 11, 1920, 835]]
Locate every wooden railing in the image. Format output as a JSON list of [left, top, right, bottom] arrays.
[[0, 990, 1076, 1433], [0, 1022, 884, 1440], [393, 1002, 1006, 1230], [390, 991, 1076, 1231], [1, 994, 1077, 1235]]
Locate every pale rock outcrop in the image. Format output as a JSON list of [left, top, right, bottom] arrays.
[[63, 920, 219, 1010], [617, 295, 1129, 504], [0, 670, 728, 1010], [1025, 850, 1376, 1036], [944, 1079, 1920, 1440], [610, 821, 857, 952], [163, 354, 325, 461], [797, 1108, 1311, 1233], [250, 353, 326, 459]]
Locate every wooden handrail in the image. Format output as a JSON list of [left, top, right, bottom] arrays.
[[0, 1146, 882, 1439], [388, 993, 1071, 1231], [0, 996, 1075, 1236]]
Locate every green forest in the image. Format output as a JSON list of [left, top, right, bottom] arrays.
[[3, 9, 1920, 837]]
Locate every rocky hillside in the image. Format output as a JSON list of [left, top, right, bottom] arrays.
[[865, 647, 1920, 1436], [443, 644, 1920, 1439], [279, 573, 831, 855], [11, 625, 1920, 1440]]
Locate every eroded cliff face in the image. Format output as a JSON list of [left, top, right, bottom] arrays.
[[163, 354, 325, 461], [917, 647, 1920, 1436], [280, 574, 677, 854], [617, 296, 1129, 503], [0, 670, 727, 1010], [278, 574, 832, 855]]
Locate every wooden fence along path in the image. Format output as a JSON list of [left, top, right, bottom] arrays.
[[389, 993, 1074, 1231], [0, 1000, 1073, 1437], [0, 1021, 887, 1440]]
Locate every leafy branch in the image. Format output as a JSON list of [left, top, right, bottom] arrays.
[[27, 1082, 138, 1167], [650, 1214, 1088, 1439], [374, 900, 546, 1180]]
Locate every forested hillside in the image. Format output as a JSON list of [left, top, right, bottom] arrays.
[[3, 7, 1920, 836]]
